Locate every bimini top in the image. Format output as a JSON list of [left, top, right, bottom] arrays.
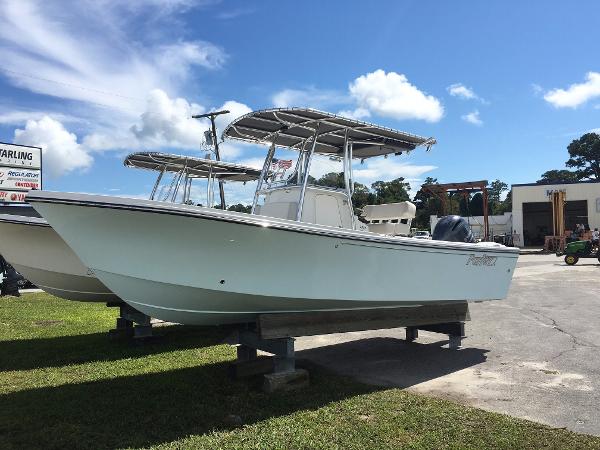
[[223, 108, 436, 159], [124, 152, 261, 182]]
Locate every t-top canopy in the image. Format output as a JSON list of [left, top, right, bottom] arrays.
[[223, 108, 436, 159], [123, 152, 261, 182]]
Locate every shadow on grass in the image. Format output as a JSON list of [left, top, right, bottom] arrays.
[[297, 337, 489, 388], [0, 325, 230, 372], [0, 359, 379, 450], [1, 337, 488, 449]]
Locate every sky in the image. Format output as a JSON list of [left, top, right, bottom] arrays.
[[0, 0, 599, 205]]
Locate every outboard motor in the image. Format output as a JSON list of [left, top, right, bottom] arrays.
[[432, 215, 475, 243]]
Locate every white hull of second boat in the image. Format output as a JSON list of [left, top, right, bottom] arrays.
[[0, 214, 120, 302], [28, 193, 519, 325]]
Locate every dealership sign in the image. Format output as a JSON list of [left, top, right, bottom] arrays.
[[0, 142, 41, 168], [0, 189, 27, 203], [0, 168, 41, 190], [0, 142, 42, 203]]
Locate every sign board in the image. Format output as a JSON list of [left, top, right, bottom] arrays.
[[0, 142, 42, 203], [0, 168, 41, 191], [0, 142, 41, 169], [0, 190, 27, 203]]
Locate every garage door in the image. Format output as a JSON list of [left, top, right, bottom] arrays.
[[523, 202, 551, 246]]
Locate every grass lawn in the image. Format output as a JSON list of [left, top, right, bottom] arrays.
[[1, 292, 599, 450]]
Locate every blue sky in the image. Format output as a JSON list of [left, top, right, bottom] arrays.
[[0, 0, 599, 204]]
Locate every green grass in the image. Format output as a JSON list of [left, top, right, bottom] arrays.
[[1, 293, 599, 450]]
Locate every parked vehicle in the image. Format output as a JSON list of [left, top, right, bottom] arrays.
[[557, 240, 600, 265], [412, 230, 432, 240]]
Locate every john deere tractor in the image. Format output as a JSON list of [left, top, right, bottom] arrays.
[[558, 240, 600, 265]]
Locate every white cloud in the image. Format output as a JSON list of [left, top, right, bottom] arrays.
[[236, 158, 264, 170], [352, 158, 437, 188], [337, 107, 371, 120], [544, 72, 600, 108], [0, 0, 226, 113], [217, 7, 254, 20], [447, 83, 477, 100], [130, 89, 205, 147], [461, 110, 483, 126], [82, 91, 252, 155], [214, 100, 252, 133], [154, 40, 227, 74], [0, 109, 84, 125], [13, 116, 93, 177], [349, 70, 444, 122], [531, 83, 543, 96], [272, 87, 347, 109]]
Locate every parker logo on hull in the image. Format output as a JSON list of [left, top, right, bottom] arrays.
[[466, 254, 498, 266]]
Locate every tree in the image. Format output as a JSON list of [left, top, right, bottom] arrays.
[[412, 177, 438, 209], [351, 182, 375, 210], [496, 190, 512, 214], [487, 179, 508, 215], [488, 179, 508, 202], [412, 178, 442, 230], [566, 132, 600, 180], [315, 172, 345, 189], [227, 203, 252, 213], [371, 178, 410, 204], [536, 169, 579, 184]]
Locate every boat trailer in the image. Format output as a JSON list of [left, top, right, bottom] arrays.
[[229, 302, 470, 392]]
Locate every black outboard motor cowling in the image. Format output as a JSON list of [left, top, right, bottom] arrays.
[[432, 215, 475, 243]]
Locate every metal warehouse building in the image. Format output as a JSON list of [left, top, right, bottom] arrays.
[[512, 180, 600, 247]]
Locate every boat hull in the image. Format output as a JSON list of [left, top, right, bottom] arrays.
[[0, 214, 120, 302], [28, 193, 519, 325]]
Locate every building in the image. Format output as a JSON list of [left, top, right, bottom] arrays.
[[512, 180, 600, 247]]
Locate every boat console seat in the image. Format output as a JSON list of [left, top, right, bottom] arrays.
[[256, 186, 354, 229], [362, 202, 416, 236]]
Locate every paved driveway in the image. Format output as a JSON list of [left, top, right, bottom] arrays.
[[296, 254, 600, 436]]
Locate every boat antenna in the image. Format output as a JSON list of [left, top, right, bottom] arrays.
[[192, 109, 230, 209]]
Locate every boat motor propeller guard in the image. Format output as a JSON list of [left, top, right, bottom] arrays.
[[432, 215, 475, 243]]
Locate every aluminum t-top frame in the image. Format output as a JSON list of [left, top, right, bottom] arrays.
[[222, 108, 436, 221], [124, 151, 261, 205]]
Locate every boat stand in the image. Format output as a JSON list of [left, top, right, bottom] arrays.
[[229, 302, 469, 392], [405, 322, 466, 350], [106, 302, 154, 341], [230, 328, 309, 393]]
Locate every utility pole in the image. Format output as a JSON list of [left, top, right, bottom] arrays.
[[192, 110, 230, 210]]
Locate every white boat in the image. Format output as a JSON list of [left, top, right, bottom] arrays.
[[0, 210, 119, 302], [0, 153, 260, 302], [28, 108, 519, 324]]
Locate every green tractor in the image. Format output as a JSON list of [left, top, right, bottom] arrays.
[[558, 240, 600, 265]]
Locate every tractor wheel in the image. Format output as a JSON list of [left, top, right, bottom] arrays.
[[565, 255, 578, 265]]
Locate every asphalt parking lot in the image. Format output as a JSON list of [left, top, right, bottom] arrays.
[[296, 253, 600, 436]]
